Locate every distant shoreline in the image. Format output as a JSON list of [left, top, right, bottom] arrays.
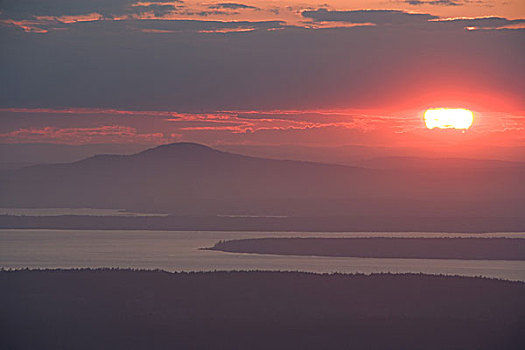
[[208, 237, 525, 260], [2, 214, 524, 233]]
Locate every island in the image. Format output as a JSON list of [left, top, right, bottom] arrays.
[[207, 237, 525, 260]]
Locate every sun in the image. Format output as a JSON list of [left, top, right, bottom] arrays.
[[424, 108, 474, 130]]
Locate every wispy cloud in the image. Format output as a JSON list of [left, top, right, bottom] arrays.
[[207, 3, 259, 10], [0, 125, 178, 144], [0, 107, 523, 148], [402, 0, 493, 6], [403, 0, 462, 6], [301, 9, 438, 25]]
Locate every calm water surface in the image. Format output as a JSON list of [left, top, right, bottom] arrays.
[[1, 229, 524, 281], [0, 208, 168, 216]]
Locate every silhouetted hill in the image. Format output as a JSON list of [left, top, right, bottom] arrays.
[[1, 142, 524, 217], [0, 142, 151, 165], [1, 270, 524, 350], [4, 142, 525, 168]]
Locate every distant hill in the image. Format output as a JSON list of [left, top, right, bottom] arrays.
[[1, 142, 524, 217], [4, 142, 525, 169], [0, 143, 152, 167], [356, 156, 525, 170], [217, 143, 525, 164]]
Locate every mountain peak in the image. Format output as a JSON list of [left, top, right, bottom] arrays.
[[149, 142, 214, 151], [137, 142, 216, 155], [130, 142, 230, 162]]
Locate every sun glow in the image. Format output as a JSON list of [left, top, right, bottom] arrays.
[[424, 108, 474, 130]]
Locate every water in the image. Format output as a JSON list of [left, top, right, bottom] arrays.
[[0, 208, 168, 217], [1, 229, 524, 281]]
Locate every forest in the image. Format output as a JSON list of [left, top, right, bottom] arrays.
[[1, 269, 524, 349], [209, 237, 525, 260]]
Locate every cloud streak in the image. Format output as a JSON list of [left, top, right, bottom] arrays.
[[302, 9, 438, 25], [0, 0, 183, 19], [404, 0, 461, 6], [0, 125, 177, 144], [207, 3, 259, 10]]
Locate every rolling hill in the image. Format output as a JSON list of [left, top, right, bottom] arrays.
[[1, 142, 523, 217]]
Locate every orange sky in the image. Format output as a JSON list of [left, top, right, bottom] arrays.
[[4, 0, 525, 31], [160, 0, 525, 23]]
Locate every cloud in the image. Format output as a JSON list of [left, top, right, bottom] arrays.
[[0, 0, 262, 23], [403, 0, 493, 6], [208, 3, 259, 10], [135, 19, 285, 32], [300, 8, 525, 31], [0, 3, 522, 151], [1, 107, 523, 150], [435, 16, 525, 30], [0, 125, 176, 144], [0, 107, 401, 138], [193, 3, 262, 17], [0, 0, 148, 19], [133, 4, 178, 17], [0, 8, 523, 114], [404, 0, 461, 6], [191, 10, 237, 17], [0, 17, 287, 34], [301, 9, 438, 25], [3, 106, 522, 137]]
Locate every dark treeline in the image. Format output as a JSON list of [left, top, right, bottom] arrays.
[[1, 214, 524, 232], [209, 237, 525, 260], [1, 269, 524, 349]]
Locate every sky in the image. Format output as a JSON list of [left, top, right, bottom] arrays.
[[0, 0, 524, 156]]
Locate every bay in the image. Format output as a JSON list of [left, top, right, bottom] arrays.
[[1, 229, 524, 281]]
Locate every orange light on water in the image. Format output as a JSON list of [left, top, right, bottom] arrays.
[[424, 108, 474, 130]]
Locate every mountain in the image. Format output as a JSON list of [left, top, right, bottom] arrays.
[[4, 142, 525, 170], [0, 143, 153, 168], [1, 143, 524, 217]]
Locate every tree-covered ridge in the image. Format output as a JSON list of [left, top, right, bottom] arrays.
[[1, 269, 524, 349], [209, 237, 525, 260]]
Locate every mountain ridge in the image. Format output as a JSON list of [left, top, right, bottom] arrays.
[[1, 142, 523, 218]]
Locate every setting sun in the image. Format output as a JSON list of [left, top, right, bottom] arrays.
[[424, 108, 474, 130]]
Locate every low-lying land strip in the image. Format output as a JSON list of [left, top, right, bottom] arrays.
[[208, 237, 525, 260], [2, 214, 525, 232]]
